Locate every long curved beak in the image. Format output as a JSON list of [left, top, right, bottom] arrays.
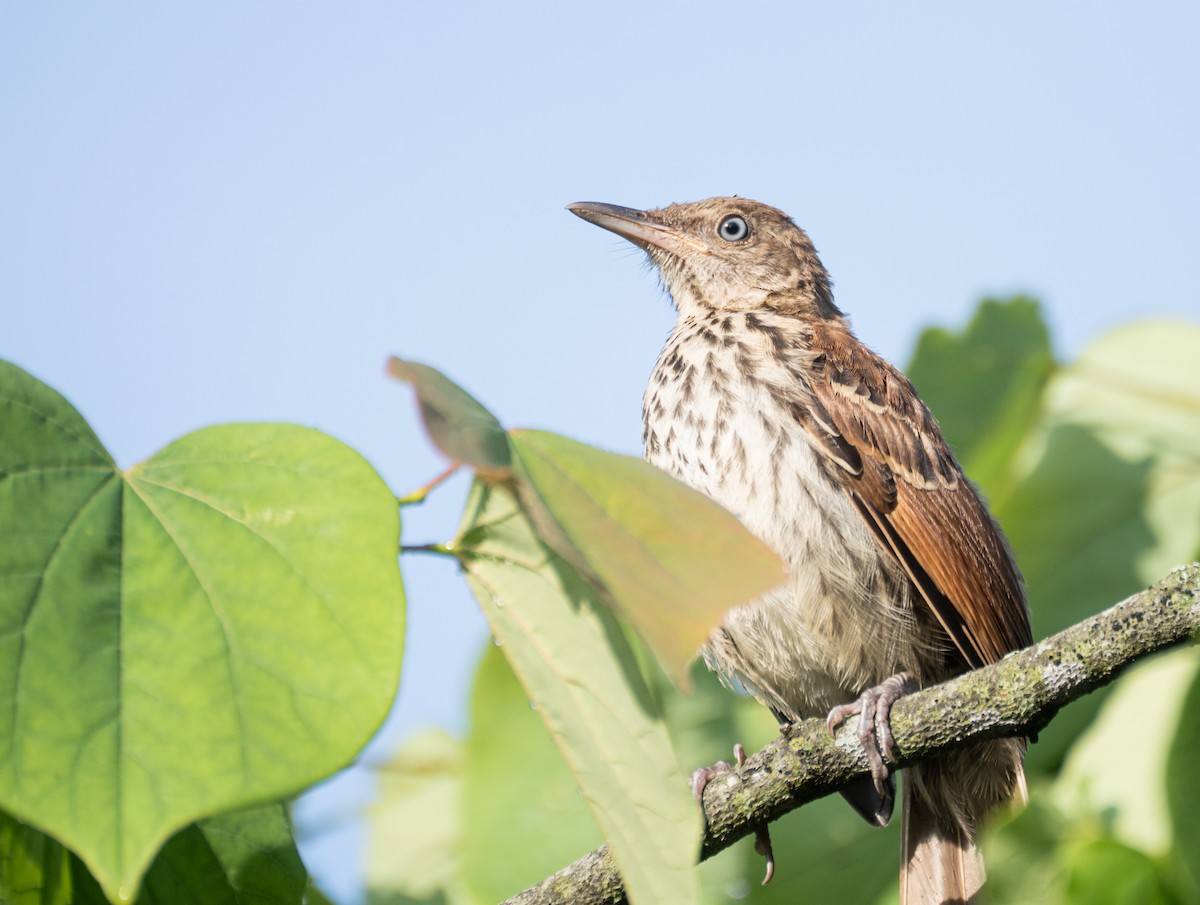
[[567, 202, 710, 257]]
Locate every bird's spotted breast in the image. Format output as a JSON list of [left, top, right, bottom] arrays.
[[643, 310, 923, 717]]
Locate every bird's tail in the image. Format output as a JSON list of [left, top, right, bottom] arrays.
[[900, 739, 1025, 905]]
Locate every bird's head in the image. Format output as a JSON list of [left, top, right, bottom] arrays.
[[568, 197, 839, 319]]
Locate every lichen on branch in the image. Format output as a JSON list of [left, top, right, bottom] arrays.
[[502, 564, 1200, 905]]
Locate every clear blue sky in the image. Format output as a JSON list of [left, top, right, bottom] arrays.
[[3, 3, 1197, 900]]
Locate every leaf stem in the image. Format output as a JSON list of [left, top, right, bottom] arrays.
[[401, 542, 456, 557], [398, 464, 460, 506]]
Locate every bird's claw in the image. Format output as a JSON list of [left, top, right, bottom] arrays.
[[689, 760, 731, 801], [826, 672, 917, 798], [690, 744, 775, 885], [754, 823, 775, 884], [690, 743, 748, 801]]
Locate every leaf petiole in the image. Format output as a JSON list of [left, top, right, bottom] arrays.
[[401, 542, 456, 558], [398, 463, 461, 507]]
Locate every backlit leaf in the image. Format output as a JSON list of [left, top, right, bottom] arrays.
[[508, 429, 786, 687], [456, 480, 702, 905], [461, 645, 601, 902], [387, 358, 511, 476], [366, 730, 478, 905]]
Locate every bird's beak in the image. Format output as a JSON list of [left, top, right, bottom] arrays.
[[567, 202, 711, 257]]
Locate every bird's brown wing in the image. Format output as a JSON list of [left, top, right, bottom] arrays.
[[801, 321, 1031, 669]]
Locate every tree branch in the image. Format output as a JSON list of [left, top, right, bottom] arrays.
[[501, 564, 1200, 905]]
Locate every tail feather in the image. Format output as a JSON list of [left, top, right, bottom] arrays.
[[900, 740, 1026, 905], [900, 775, 984, 905]]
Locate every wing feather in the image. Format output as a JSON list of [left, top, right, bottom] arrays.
[[804, 321, 1031, 668]]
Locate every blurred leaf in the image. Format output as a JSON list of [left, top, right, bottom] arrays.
[[996, 321, 1200, 771], [88, 804, 306, 905], [0, 811, 72, 905], [387, 358, 511, 476], [508, 429, 786, 687], [914, 311, 1200, 902], [1166, 648, 1200, 895], [987, 793, 1181, 905], [1035, 321, 1200, 584], [906, 296, 1055, 498], [0, 361, 406, 901], [456, 480, 702, 905], [1063, 837, 1173, 905], [657, 662, 745, 795], [304, 883, 339, 905], [742, 792, 898, 905], [367, 730, 479, 905], [1003, 424, 1157, 635], [461, 645, 601, 902], [1053, 648, 1199, 855], [984, 795, 1072, 905]]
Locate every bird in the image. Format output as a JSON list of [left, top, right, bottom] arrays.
[[568, 197, 1032, 904]]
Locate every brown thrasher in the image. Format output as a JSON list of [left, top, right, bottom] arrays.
[[569, 197, 1031, 905]]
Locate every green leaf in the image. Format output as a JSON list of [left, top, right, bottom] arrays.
[[654, 666, 750, 905], [387, 358, 511, 476], [1033, 320, 1200, 584], [3, 804, 306, 905], [0, 361, 405, 901], [1166, 645, 1200, 895], [1005, 319, 1200, 632], [508, 429, 786, 687], [461, 645, 601, 903], [165, 805, 306, 905], [742, 794, 898, 905], [1062, 837, 1173, 905], [983, 795, 1072, 905], [0, 811, 72, 905], [366, 730, 480, 905], [73, 804, 307, 905], [906, 296, 1055, 499], [456, 480, 702, 905], [993, 321, 1200, 770], [1053, 648, 1199, 855]]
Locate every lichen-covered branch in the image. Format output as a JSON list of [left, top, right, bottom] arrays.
[[501, 564, 1200, 905]]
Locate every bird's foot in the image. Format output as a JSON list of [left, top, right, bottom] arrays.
[[690, 744, 775, 885], [826, 672, 918, 798], [688, 742, 741, 801]]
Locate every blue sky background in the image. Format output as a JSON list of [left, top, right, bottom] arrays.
[[3, 3, 1197, 900]]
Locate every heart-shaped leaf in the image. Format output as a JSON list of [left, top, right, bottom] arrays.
[[508, 429, 786, 686], [0, 361, 405, 901]]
